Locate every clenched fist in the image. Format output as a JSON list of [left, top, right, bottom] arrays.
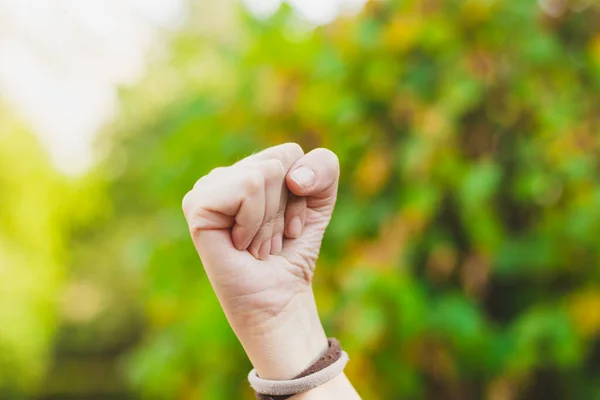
[[182, 143, 340, 382]]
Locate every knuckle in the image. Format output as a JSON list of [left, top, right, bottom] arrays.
[[192, 173, 211, 190], [181, 192, 205, 236], [262, 159, 285, 182], [193, 166, 229, 190], [281, 143, 304, 168], [244, 171, 264, 194], [181, 190, 195, 215], [283, 142, 304, 160]]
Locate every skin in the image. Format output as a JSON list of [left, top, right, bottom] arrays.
[[182, 143, 360, 399]]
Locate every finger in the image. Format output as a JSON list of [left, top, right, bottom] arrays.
[[239, 143, 303, 256], [284, 194, 307, 239], [269, 184, 288, 254], [236, 142, 304, 172], [230, 171, 266, 250], [285, 148, 340, 210], [183, 168, 265, 252], [247, 159, 286, 260], [271, 232, 283, 254]]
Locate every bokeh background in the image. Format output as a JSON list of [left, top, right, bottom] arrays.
[[2, 0, 600, 398]]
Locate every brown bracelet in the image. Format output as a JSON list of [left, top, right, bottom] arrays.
[[253, 338, 345, 400]]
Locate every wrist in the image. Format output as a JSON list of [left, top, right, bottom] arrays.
[[233, 291, 328, 380]]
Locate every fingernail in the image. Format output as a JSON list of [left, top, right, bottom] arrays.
[[290, 167, 315, 189], [288, 217, 302, 238], [271, 233, 283, 254], [258, 239, 271, 260]]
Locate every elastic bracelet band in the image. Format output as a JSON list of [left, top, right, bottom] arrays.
[[249, 338, 349, 399]]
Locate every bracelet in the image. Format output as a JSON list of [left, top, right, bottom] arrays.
[[249, 338, 349, 400]]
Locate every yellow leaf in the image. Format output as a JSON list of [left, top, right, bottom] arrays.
[[384, 15, 422, 53], [590, 35, 600, 67], [462, 0, 496, 23], [147, 296, 179, 328], [568, 289, 600, 338], [415, 106, 450, 140], [487, 377, 517, 400], [354, 146, 393, 196]]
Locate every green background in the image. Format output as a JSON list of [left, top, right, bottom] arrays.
[[2, 0, 600, 398]]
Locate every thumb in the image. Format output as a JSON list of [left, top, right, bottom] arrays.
[[285, 148, 340, 211]]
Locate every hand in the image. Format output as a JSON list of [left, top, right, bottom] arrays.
[[182, 143, 340, 380]]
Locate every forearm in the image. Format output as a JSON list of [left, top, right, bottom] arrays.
[[185, 144, 358, 398]]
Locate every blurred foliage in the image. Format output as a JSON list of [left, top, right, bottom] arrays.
[[0, 107, 66, 397], [100, 1, 600, 398], [4, 0, 600, 399]]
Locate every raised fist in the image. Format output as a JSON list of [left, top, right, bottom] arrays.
[[182, 143, 340, 381]]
